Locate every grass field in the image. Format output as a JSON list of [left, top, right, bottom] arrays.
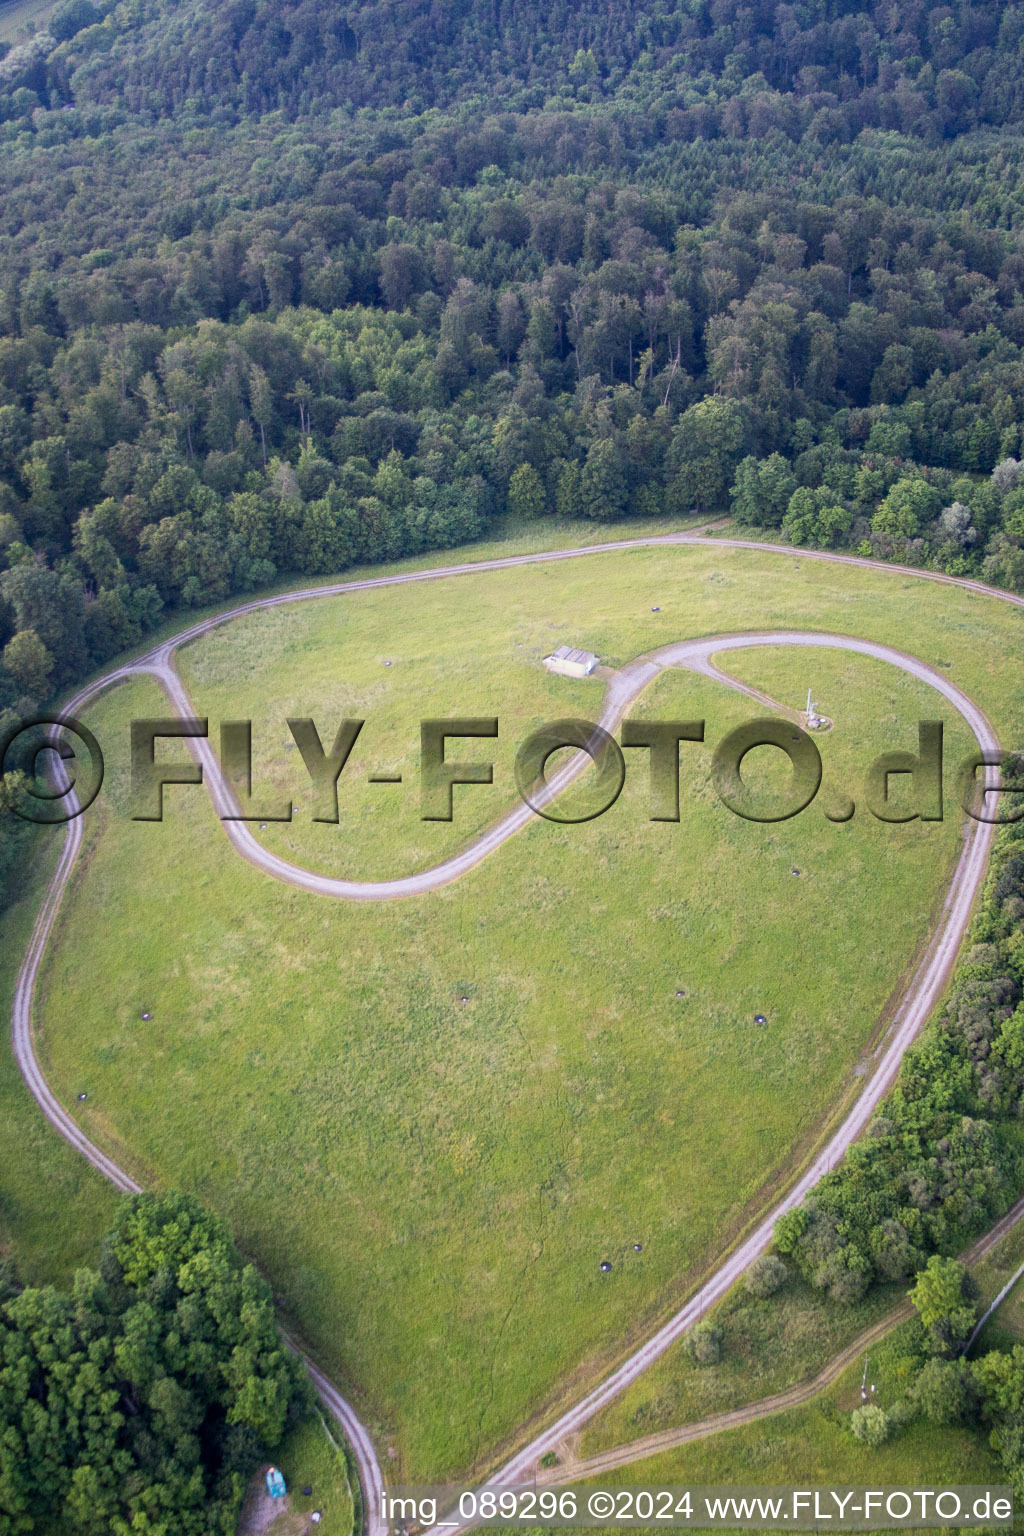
[[0, 834, 117, 1286], [26, 538, 1024, 1483], [0, 514, 706, 1283], [576, 1268, 907, 1458], [0, 0, 56, 43], [577, 1345, 1004, 1515]]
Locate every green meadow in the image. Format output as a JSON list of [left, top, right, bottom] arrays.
[[577, 1202, 1024, 1530], [0, 0, 56, 43], [29, 540, 1024, 1481], [577, 1269, 907, 1460], [577, 1347, 1003, 1516], [0, 835, 117, 1285], [0, 517, 698, 1291]]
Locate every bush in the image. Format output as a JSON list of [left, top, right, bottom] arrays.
[[507, 462, 546, 519], [685, 1321, 723, 1365], [849, 1403, 891, 1445], [912, 1356, 975, 1425], [744, 1254, 787, 1298]]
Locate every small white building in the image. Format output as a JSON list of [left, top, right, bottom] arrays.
[[544, 644, 599, 678]]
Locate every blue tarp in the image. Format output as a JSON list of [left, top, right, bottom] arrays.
[[266, 1467, 287, 1499]]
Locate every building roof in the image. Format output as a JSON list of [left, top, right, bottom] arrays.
[[550, 645, 598, 666]]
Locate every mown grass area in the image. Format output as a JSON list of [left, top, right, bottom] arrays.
[[32, 541, 1024, 1484], [238, 1413, 355, 1536], [579, 633, 1017, 1466], [170, 514, 714, 882], [61, 512, 711, 703], [174, 540, 1007, 880], [175, 554, 608, 879], [0, 518, 703, 1278], [577, 1268, 906, 1457]]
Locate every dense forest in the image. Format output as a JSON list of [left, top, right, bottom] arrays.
[[3, 0, 1024, 1047], [5, 0, 1024, 1503], [4, 0, 1024, 780], [0, 1192, 310, 1535], [1, 3, 1024, 1006]]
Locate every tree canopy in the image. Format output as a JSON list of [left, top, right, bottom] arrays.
[[3, 1, 1024, 897], [775, 783, 1024, 1308], [0, 1192, 310, 1536]]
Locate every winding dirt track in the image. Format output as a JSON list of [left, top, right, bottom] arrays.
[[9, 528, 1023, 1529], [539, 1192, 1024, 1486]]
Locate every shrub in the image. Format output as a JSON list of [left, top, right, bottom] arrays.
[[850, 1403, 891, 1445], [744, 1254, 787, 1298], [685, 1321, 723, 1365]]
